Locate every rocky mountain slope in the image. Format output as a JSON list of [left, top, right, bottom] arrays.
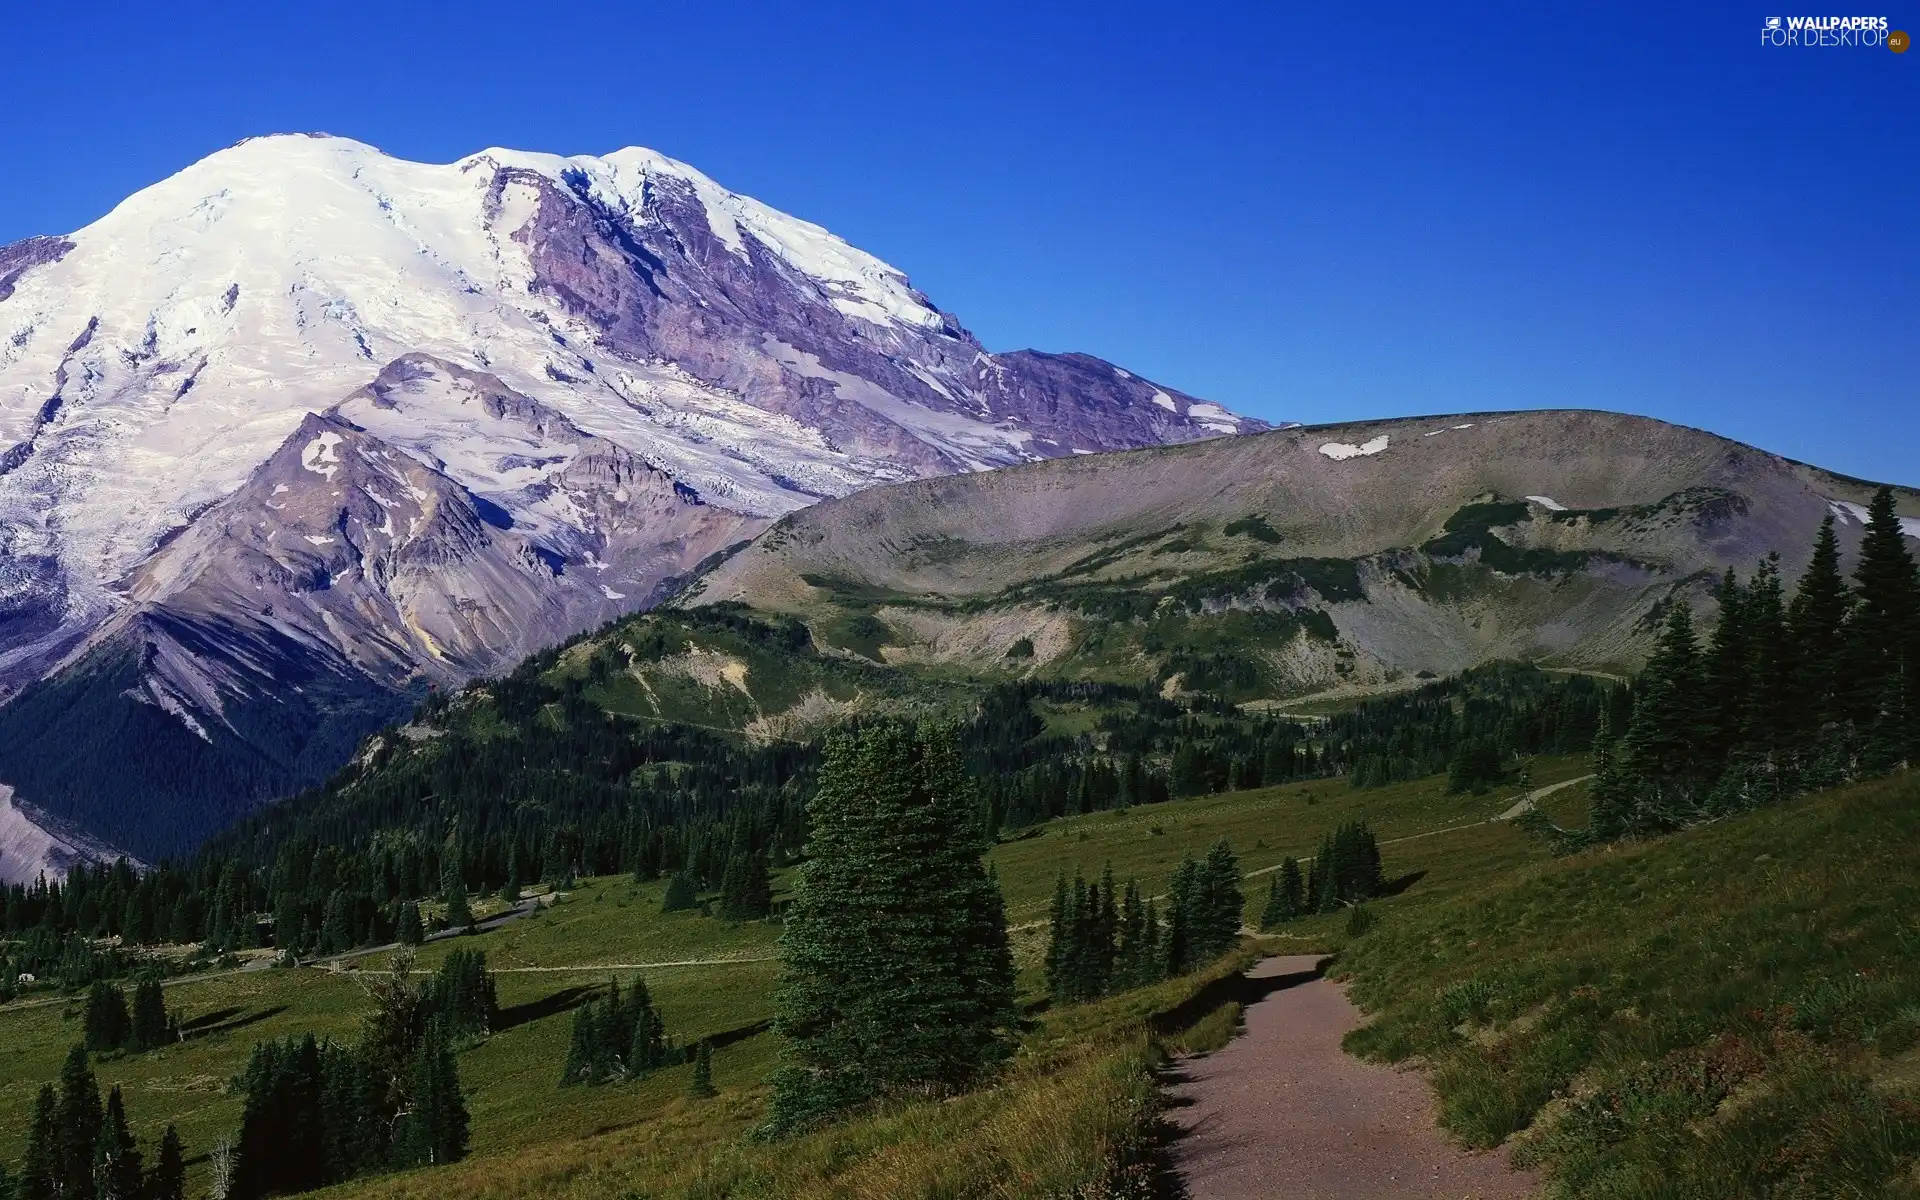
[[686, 409, 1920, 695], [0, 134, 1258, 861]]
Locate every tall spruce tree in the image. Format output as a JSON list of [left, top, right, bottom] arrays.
[[55, 1046, 103, 1200], [1849, 488, 1919, 770], [1790, 515, 1852, 748], [396, 1022, 468, 1168], [145, 1126, 185, 1200], [17, 1084, 57, 1200], [768, 723, 1016, 1135], [82, 982, 129, 1052], [94, 1086, 141, 1200], [1620, 602, 1710, 831], [128, 977, 170, 1052], [688, 1039, 716, 1099]]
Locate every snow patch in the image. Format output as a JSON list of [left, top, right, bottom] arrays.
[[1527, 495, 1567, 511], [601, 584, 626, 600], [1829, 499, 1920, 539], [1151, 391, 1177, 412], [1318, 435, 1390, 461], [1188, 402, 1235, 422], [301, 431, 344, 480], [304, 534, 334, 546]]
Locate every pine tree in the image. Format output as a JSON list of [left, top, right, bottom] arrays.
[[561, 1004, 595, 1086], [1790, 515, 1852, 747], [145, 1126, 185, 1200], [1261, 857, 1303, 928], [397, 1022, 468, 1168], [688, 1039, 716, 1099], [55, 1046, 103, 1200], [1620, 602, 1710, 831], [1703, 568, 1751, 767], [443, 881, 474, 935], [660, 872, 698, 913], [718, 824, 772, 921], [769, 723, 1016, 1134], [1586, 704, 1631, 842], [1849, 488, 1919, 771], [128, 977, 170, 1052], [396, 901, 424, 947], [94, 1086, 141, 1200], [17, 1084, 57, 1200], [83, 981, 129, 1052]]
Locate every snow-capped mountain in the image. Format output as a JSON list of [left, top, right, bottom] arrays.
[[0, 133, 1264, 862]]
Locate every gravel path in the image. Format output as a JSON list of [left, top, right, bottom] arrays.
[[1168, 955, 1540, 1199]]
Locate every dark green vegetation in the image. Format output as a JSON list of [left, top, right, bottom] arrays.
[[768, 724, 1016, 1135], [561, 975, 673, 1086], [1044, 840, 1244, 1003], [8, 1047, 185, 1200], [1543, 490, 1920, 848]]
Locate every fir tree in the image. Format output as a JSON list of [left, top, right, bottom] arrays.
[[717, 824, 772, 921], [769, 723, 1016, 1134], [55, 1046, 103, 1200], [145, 1126, 185, 1200], [442, 881, 474, 935], [1849, 487, 1919, 770], [688, 1039, 716, 1099], [1620, 602, 1710, 831], [395, 901, 424, 947], [396, 1022, 468, 1168], [17, 1084, 57, 1200], [1789, 515, 1852, 742], [128, 977, 170, 1053], [82, 982, 129, 1052], [660, 872, 698, 913], [1261, 857, 1303, 928], [94, 1086, 141, 1200]]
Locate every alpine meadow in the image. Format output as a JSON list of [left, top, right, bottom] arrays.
[[0, 29, 1917, 1197]]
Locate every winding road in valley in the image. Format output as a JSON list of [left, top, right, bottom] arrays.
[[1168, 955, 1539, 1199]]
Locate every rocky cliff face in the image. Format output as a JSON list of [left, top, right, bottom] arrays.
[[0, 134, 1263, 860]]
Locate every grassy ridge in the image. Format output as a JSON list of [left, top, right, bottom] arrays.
[[1338, 768, 1920, 1197]]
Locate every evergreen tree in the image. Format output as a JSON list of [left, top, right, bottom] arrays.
[[1703, 568, 1751, 766], [395, 901, 424, 948], [688, 1039, 716, 1099], [424, 949, 497, 1040], [1585, 705, 1631, 842], [1789, 515, 1851, 742], [660, 872, 698, 913], [1261, 858, 1303, 928], [717, 825, 772, 921], [1620, 602, 1710, 831], [396, 1022, 468, 1168], [144, 1126, 185, 1200], [442, 881, 473, 935], [769, 723, 1016, 1134], [55, 1046, 103, 1200], [127, 977, 170, 1053], [1849, 487, 1919, 770], [17, 1084, 57, 1200], [82, 982, 129, 1052], [94, 1086, 141, 1200]]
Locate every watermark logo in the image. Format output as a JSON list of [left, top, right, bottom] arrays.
[[1760, 15, 1897, 47]]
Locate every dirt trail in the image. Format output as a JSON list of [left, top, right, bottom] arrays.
[[1168, 955, 1539, 1199]]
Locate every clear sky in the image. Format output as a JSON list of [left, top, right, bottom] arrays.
[[0, 2, 1912, 483]]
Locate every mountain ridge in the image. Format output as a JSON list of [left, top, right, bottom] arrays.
[[0, 133, 1262, 862]]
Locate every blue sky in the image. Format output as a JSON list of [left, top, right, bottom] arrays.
[[1, 1, 1913, 482]]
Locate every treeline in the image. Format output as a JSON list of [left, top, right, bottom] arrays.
[[5, 1047, 187, 1200], [1550, 490, 1919, 844], [1044, 841, 1245, 1003]]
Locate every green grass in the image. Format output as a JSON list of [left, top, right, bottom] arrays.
[[0, 753, 1578, 1197], [1337, 767, 1920, 1198]]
